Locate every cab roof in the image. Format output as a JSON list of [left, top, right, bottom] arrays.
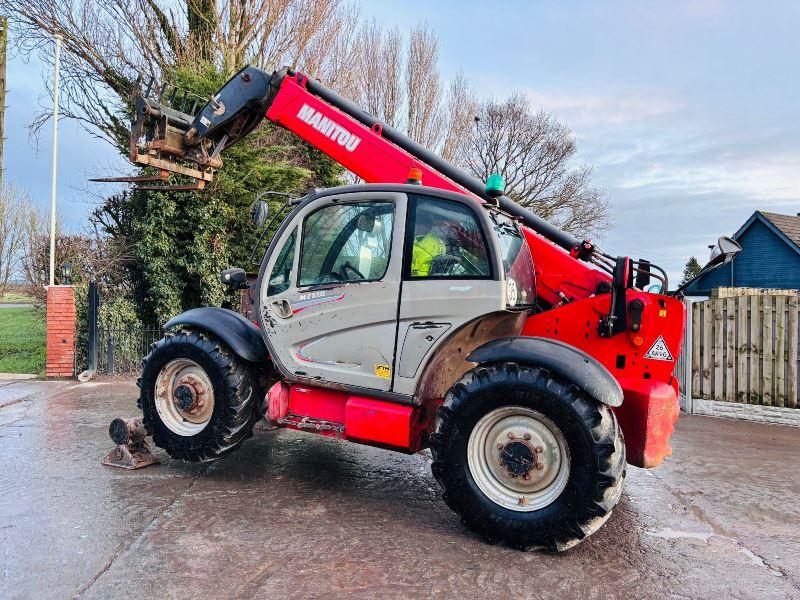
[[298, 183, 481, 206]]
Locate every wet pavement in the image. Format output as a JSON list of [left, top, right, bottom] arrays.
[[1, 379, 799, 599]]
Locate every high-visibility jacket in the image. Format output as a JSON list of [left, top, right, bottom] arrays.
[[411, 234, 446, 276]]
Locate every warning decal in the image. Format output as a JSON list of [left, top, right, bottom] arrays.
[[644, 335, 674, 361], [374, 364, 391, 379]]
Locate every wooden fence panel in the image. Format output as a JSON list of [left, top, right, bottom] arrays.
[[702, 302, 713, 397], [736, 297, 748, 403], [789, 296, 799, 408], [688, 293, 799, 408], [713, 303, 725, 401], [763, 297, 773, 406], [691, 302, 701, 397], [749, 295, 761, 404], [724, 297, 736, 401], [775, 296, 786, 407]]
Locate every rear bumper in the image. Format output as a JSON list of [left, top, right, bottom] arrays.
[[613, 377, 680, 468]]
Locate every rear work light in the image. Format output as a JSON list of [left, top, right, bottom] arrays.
[[407, 167, 423, 185]]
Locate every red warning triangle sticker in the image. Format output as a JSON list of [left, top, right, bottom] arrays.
[[644, 335, 674, 361]]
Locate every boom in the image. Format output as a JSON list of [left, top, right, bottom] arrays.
[[103, 66, 637, 304]]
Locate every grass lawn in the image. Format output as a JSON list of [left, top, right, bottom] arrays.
[[0, 291, 36, 303], [0, 308, 46, 374]]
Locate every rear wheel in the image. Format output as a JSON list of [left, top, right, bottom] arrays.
[[138, 328, 259, 462], [430, 362, 625, 552]]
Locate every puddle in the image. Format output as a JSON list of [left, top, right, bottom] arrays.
[[739, 548, 785, 577], [646, 528, 785, 578], [646, 528, 714, 542]]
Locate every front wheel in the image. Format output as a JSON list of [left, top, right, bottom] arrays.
[[430, 362, 625, 552], [138, 328, 260, 462]]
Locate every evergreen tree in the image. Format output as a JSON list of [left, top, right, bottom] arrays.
[[92, 66, 343, 324], [679, 256, 703, 287]]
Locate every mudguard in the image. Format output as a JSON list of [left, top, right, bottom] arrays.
[[467, 336, 623, 407], [163, 307, 268, 363]]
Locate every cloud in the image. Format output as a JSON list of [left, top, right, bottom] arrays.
[[618, 151, 800, 204], [521, 84, 800, 281], [525, 88, 683, 128]]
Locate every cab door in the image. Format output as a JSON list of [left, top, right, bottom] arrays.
[[392, 194, 507, 396], [259, 191, 406, 392]]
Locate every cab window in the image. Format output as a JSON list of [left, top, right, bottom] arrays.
[[267, 227, 296, 296], [299, 202, 394, 287], [406, 197, 490, 279]]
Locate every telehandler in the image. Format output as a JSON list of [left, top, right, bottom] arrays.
[[100, 66, 708, 551]]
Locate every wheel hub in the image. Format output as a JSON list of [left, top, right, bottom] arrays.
[[467, 406, 570, 512], [174, 385, 196, 411], [154, 358, 216, 436], [499, 439, 542, 479], [171, 372, 212, 420]]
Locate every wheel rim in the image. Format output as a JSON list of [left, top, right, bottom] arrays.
[[467, 406, 570, 512], [154, 358, 215, 436]]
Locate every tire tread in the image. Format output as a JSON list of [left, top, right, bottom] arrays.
[[430, 361, 626, 552]]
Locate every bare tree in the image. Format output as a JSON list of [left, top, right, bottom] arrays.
[[4, 3, 609, 238], [458, 94, 610, 239], [18, 194, 49, 295], [440, 71, 477, 162], [350, 20, 403, 126], [345, 21, 467, 158], [2, 0, 360, 147], [0, 183, 33, 296], [405, 24, 443, 148]]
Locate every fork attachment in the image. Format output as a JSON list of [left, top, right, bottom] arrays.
[[96, 68, 272, 191]]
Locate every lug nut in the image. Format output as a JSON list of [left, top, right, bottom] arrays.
[[523, 433, 531, 441]]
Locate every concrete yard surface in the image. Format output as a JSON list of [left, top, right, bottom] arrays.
[[1, 379, 798, 599]]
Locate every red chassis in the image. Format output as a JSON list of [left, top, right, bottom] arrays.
[[255, 72, 685, 469]]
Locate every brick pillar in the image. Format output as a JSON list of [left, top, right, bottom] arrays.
[[46, 286, 76, 378]]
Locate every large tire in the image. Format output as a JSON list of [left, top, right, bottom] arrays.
[[430, 362, 625, 552], [138, 328, 259, 462]]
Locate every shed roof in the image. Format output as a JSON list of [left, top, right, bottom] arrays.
[[758, 211, 800, 249]]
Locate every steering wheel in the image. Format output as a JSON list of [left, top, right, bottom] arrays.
[[341, 261, 366, 281], [315, 271, 344, 284]]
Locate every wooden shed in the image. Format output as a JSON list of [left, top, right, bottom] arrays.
[[683, 211, 800, 295]]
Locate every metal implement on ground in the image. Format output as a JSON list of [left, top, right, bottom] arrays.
[[96, 64, 711, 551], [101, 418, 159, 470]]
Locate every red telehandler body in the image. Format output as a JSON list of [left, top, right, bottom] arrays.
[[101, 66, 697, 551]]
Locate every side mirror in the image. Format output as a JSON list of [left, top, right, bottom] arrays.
[[220, 268, 249, 290], [251, 200, 269, 228]]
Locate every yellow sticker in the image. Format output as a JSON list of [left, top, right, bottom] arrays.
[[374, 364, 391, 379], [659, 309, 667, 317]]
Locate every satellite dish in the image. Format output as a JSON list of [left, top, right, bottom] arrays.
[[709, 236, 742, 266]]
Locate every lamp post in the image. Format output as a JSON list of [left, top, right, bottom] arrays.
[[60, 261, 72, 285], [48, 33, 62, 286]]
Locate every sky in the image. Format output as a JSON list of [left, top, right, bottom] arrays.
[[4, 1, 800, 282]]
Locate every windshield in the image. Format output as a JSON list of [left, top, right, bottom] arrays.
[[491, 212, 536, 309]]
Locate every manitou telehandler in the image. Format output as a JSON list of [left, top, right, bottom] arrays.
[[99, 65, 725, 551]]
